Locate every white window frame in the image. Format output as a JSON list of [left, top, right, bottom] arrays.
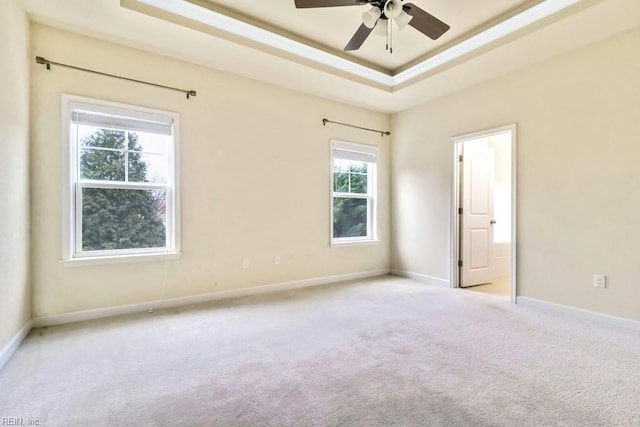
[[61, 94, 181, 266], [330, 140, 378, 247]]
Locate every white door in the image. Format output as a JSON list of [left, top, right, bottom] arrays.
[[460, 140, 495, 287]]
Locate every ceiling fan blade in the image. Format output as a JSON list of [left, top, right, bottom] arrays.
[[344, 23, 373, 51], [294, 0, 368, 8], [403, 3, 450, 40]]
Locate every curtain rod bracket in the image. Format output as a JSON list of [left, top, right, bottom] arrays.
[[322, 118, 390, 137], [35, 56, 197, 99]]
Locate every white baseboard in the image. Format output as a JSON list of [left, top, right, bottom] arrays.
[[516, 297, 640, 332], [391, 269, 450, 287], [32, 269, 390, 328], [0, 321, 32, 371]]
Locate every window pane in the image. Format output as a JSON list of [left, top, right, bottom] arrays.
[[80, 127, 126, 149], [127, 131, 170, 183], [80, 147, 125, 181], [128, 153, 168, 184], [333, 160, 369, 194], [349, 162, 368, 173], [82, 188, 167, 251], [350, 172, 368, 194], [333, 158, 350, 173], [334, 172, 349, 192], [333, 197, 368, 238], [130, 132, 170, 155]]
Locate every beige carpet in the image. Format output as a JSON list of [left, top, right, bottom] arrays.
[[1, 276, 639, 426]]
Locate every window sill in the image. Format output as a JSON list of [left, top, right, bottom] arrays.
[[62, 252, 181, 267], [331, 239, 380, 248]]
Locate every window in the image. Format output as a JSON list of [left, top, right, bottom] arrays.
[[331, 141, 378, 245], [62, 95, 179, 263]]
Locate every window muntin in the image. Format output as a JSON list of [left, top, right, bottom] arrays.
[[65, 97, 179, 260], [331, 141, 377, 244]]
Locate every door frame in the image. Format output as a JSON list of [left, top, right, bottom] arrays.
[[450, 124, 517, 303]]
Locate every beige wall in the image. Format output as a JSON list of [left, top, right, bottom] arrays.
[[0, 2, 31, 348], [31, 24, 390, 317], [392, 26, 640, 320]]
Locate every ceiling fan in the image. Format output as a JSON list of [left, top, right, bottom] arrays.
[[294, 0, 450, 52]]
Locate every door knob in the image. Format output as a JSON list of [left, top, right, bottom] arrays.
[[490, 219, 497, 225]]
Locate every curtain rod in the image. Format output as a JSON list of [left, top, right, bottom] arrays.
[[323, 118, 391, 137], [35, 56, 197, 99]]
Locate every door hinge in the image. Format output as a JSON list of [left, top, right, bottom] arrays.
[[458, 260, 463, 267], [458, 207, 463, 215], [459, 155, 463, 162]]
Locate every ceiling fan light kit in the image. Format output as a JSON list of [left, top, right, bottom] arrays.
[[362, 7, 381, 29], [383, 0, 403, 19], [394, 10, 413, 31], [294, 0, 449, 53]]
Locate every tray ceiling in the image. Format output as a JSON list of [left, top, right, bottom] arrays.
[[202, 0, 539, 74]]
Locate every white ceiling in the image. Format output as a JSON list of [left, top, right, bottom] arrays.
[[22, 0, 640, 113]]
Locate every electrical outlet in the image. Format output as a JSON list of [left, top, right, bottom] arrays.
[[593, 274, 606, 288], [274, 256, 280, 265], [242, 258, 249, 269]]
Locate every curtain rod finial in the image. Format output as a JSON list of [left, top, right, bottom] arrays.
[[35, 56, 51, 70]]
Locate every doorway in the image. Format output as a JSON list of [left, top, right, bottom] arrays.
[[451, 125, 516, 302]]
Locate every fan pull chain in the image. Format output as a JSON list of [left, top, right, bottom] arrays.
[[390, 19, 393, 54], [385, 19, 389, 51]]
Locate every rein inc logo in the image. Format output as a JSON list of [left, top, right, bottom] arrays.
[[2, 418, 40, 426]]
